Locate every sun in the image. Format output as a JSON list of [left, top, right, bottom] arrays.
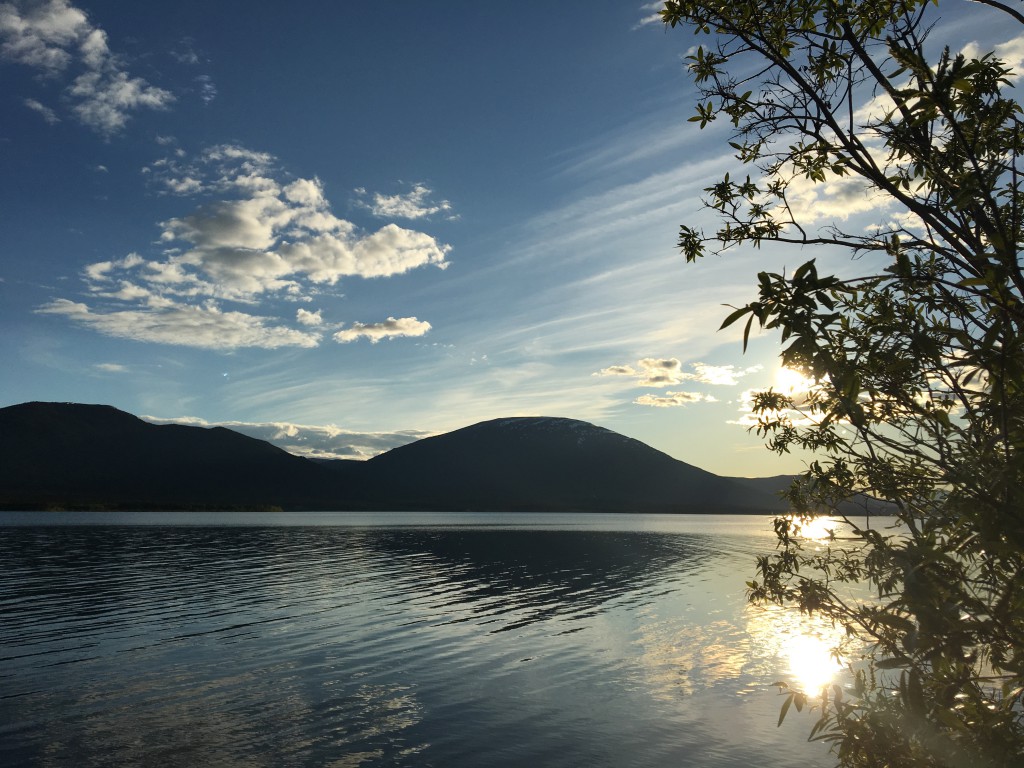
[[774, 366, 815, 396]]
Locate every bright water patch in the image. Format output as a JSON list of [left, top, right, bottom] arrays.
[[0, 513, 836, 767]]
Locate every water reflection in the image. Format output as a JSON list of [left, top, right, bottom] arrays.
[[0, 515, 834, 768]]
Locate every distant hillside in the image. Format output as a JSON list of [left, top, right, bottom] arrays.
[[0, 402, 331, 509], [0, 402, 788, 513], [356, 417, 786, 513]]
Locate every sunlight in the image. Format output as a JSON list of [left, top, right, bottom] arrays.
[[792, 515, 838, 542], [773, 366, 815, 397], [784, 633, 843, 693]]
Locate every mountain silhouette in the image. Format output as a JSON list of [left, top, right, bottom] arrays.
[[0, 402, 787, 513]]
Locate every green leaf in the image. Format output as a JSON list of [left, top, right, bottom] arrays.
[[778, 693, 793, 727]]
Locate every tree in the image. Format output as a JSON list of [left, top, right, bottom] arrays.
[[660, 0, 1024, 764]]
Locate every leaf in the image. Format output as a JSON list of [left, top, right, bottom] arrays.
[[778, 693, 793, 727], [719, 305, 750, 330]]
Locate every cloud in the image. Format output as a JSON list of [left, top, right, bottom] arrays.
[[357, 183, 454, 220], [689, 362, 763, 386], [68, 69, 173, 135], [596, 358, 761, 387], [635, 391, 715, 407], [126, 148, 451, 301], [296, 308, 322, 326], [37, 297, 322, 350], [634, 2, 664, 28], [333, 316, 432, 344], [170, 37, 200, 65], [596, 357, 684, 386], [195, 73, 216, 104], [93, 362, 127, 372], [0, 0, 173, 134], [24, 97, 58, 123], [729, 387, 819, 428], [140, 414, 431, 460], [43, 145, 448, 351]]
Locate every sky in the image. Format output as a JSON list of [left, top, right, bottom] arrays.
[[0, 0, 1015, 477]]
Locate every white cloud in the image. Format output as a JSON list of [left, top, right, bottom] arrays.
[[635, 391, 715, 407], [45, 145, 448, 350], [0, 0, 174, 134], [0, 0, 88, 71], [963, 33, 1024, 81], [596, 358, 761, 387], [141, 414, 431, 460], [37, 297, 322, 350], [296, 307, 322, 326], [728, 376, 824, 428], [195, 73, 216, 104], [24, 97, 59, 123], [68, 69, 173, 135], [358, 183, 454, 220], [93, 362, 127, 373], [333, 316, 432, 344], [689, 362, 763, 386], [121, 149, 452, 301]]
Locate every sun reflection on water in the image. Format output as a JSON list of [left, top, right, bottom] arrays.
[[790, 514, 838, 542], [783, 632, 843, 693], [746, 603, 847, 695]]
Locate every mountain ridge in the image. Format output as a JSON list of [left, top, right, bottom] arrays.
[[0, 401, 789, 513]]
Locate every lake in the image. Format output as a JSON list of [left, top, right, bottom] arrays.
[[0, 512, 842, 767]]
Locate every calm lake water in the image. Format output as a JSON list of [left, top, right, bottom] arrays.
[[0, 512, 841, 767]]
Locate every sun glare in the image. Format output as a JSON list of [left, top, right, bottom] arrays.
[[784, 633, 843, 693], [774, 366, 815, 396], [793, 515, 838, 542]]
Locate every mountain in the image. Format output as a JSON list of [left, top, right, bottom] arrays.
[[0, 401, 329, 509], [0, 402, 788, 513], [355, 417, 784, 513]]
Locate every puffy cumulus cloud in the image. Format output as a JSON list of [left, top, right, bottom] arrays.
[[635, 391, 716, 407], [296, 308, 322, 326], [781, 170, 891, 225], [140, 414, 430, 460], [127, 148, 452, 301], [962, 33, 1024, 81], [45, 145, 448, 350], [596, 358, 761, 387], [0, 0, 88, 71], [356, 183, 455, 220], [0, 0, 173, 135], [334, 316, 432, 344], [595, 357, 684, 386], [36, 297, 321, 350]]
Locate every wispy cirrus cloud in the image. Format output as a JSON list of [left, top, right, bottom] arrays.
[[24, 96, 59, 123], [0, 0, 173, 135], [40, 145, 450, 350], [37, 297, 322, 350]]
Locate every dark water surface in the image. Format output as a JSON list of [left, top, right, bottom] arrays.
[[0, 513, 835, 767]]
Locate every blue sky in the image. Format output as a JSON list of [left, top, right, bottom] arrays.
[[0, 1, 1013, 476]]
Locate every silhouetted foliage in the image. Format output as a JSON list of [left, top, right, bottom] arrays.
[[661, 0, 1023, 764]]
